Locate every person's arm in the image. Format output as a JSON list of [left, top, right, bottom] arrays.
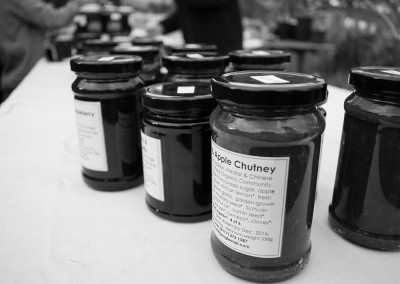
[[159, 9, 179, 34], [9, 0, 83, 30]]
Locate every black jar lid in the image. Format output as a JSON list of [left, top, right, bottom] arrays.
[[162, 52, 229, 73], [70, 55, 142, 74], [131, 37, 163, 47], [167, 43, 217, 54], [229, 49, 291, 66], [349, 66, 400, 96], [142, 81, 215, 113], [111, 45, 159, 62], [212, 71, 327, 109]]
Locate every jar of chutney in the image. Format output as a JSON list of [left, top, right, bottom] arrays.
[[141, 81, 216, 222], [227, 49, 291, 72], [70, 55, 144, 191], [210, 71, 327, 282], [111, 45, 161, 85], [329, 66, 400, 251], [161, 52, 229, 83]]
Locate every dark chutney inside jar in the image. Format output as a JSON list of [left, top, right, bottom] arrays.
[[329, 66, 400, 251], [210, 71, 327, 282], [71, 55, 144, 191], [141, 81, 217, 222]]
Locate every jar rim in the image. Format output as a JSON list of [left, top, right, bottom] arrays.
[[70, 55, 142, 73], [212, 71, 327, 108], [142, 81, 215, 112], [349, 66, 400, 97]]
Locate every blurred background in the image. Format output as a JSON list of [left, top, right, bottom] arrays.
[[114, 0, 400, 89]]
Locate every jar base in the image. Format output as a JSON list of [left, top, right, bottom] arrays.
[[83, 173, 144, 191], [211, 238, 311, 283], [146, 202, 211, 223], [328, 205, 400, 251]]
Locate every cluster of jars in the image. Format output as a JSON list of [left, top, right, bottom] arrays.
[[70, 39, 400, 283]]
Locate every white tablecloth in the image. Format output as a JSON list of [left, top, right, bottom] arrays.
[[0, 59, 398, 284]]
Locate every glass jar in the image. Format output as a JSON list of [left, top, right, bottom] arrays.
[[329, 66, 400, 251], [210, 71, 327, 282], [111, 45, 161, 85], [227, 49, 291, 72], [70, 55, 144, 191], [161, 52, 229, 83], [141, 81, 216, 222]]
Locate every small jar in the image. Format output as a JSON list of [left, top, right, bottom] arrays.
[[70, 55, 144, 191], [210, 71, 327, 282], [81, 38, 119, 55], [329, 66, 400, 251], [161, 52, 229, 83], [227, 49, 291, 72], [166, 43, 217, 54], [111, 45, 161, 85], [141, 81, 216, 222]]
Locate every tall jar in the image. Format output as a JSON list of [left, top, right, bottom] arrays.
[[141, 81, 216, 222], [70, 55, 144, 191], [161, 52, 229, 83], [111, 45, 161, 85], [210, 71, 327, 282], [227, 49, 291, 72], [329, 66, 400, 251]]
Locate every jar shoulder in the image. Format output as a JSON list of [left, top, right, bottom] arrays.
[[345, 92, 400, 125], [210, 106, 325, 143], [72, 77, 144, 94]]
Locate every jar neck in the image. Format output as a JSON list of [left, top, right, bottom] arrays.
[[354, 89, 400, 106], [76, 71, 140, 81], [219, 104, 317, 117], [143, 109, 212, 122]]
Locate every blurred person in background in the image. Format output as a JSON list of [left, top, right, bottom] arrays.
[[148, 0, 243, 54], [0, 0, 89, 102]]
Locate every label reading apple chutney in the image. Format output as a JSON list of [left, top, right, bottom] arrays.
[[211, 141, 289, 258]]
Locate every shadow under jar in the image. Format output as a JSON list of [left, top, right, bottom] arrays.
[[141, 81, 216, 222], [210, 71, 327, 282], [70, 55, 144, 191], [329, 66, 400, 251]]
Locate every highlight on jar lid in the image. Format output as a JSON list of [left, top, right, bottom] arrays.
[[229, 49, 291, 66], [142, 81, 215, 112], [162, 52, 229, 72], [167, 43, 217, 54], [348, 66, 400, 96], [70, 55, 142, 73], [211, 71, 327, 108], [111, 45, 160, 61]]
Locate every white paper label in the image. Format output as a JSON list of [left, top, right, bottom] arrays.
[[211, 141, 289, 258], [381, 70, 400, 76], [177, 86, 195, 94], [74, 100, 108, 171], [251, 75, 289, 84], [141, 132, 164, 201], [186, 53, 204, 58]]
